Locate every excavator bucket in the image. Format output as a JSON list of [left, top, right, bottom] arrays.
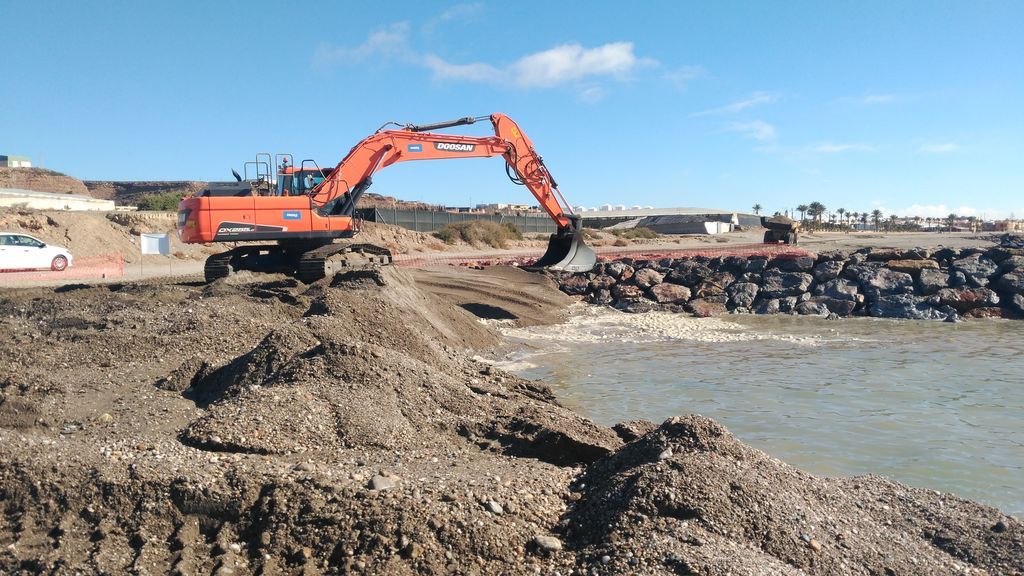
[[531, 229, 597, 272]]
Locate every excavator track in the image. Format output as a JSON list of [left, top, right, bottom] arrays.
[[296, 243, 393, 283], [203, 251, 234, 283]]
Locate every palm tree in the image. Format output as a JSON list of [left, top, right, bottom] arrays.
[[807, 202, 826, 223], [888, 214, 898, 231], [837, 208, 846, 226], [947, 213, 957, 232], [860, 213, 868, 227], [797, 204, 809, 223], [871, 209, 883, 231], [752, 204, 762, 215]]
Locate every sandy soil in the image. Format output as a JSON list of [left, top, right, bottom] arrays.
[[0, 264, 1020, 575]]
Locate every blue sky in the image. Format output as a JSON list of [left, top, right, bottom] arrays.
[[2, 1, 1022, 218]]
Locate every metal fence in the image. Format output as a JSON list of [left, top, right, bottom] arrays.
[[356, 207, 558, 234]]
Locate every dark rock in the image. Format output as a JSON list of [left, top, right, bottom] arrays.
[[606, 261, 635, 281], [769, 256, 815, 272], [589, 275, 617, 291], [952, 254, 998, 286], [797, 291, 811, 303], [808, 296, 857, 316], [814, 278, 861, 302], [633, 268, 664, 289], [694, 271, 736, 299], [992, 520, 1009, 533], [795, 301, 830, 316], [739, 272, 763, 283], [858, 268, 914, 300], [727, 282, 759, 309], [612, 284, 644, 300], [886, 259, 939, 275], [754, 298, 780, 314], [816, 249, 850, 263], [613, 300, 659, 314], [841, 261, 883, 281], [918, 268, 952, 295], [665, 260, 711, 287], [869, 294, 951, 320], [1013, 294, 1024, 314], [722, 256, 748, 272], [688, 299, 728, 317], [648, 283, 691, 304], [560, 275, 591, 295], [987, 247, 1024, 264], [588, 289, 613, 305], [760, 270, 814, 298], [846, 252, 868, 266], [612, 420, 657, 442], [778, 296, 799, 313], [657, 258, 676, 268], [950, 270, 968, 288], [932, 247, 961, 263], [996, 272, 1024, 294], [743, 257, 768, 273], [997, 256, 1024, 274], [813, 260, 844, 283], [931, 288, 1000, 312]]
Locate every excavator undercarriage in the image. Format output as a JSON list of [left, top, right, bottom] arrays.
[[203, 241, 393, 284]]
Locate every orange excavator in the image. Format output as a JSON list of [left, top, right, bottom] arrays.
[[177, 113, 596, 282]]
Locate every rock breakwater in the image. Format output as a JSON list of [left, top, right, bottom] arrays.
[[555, 240, 1024, 321]]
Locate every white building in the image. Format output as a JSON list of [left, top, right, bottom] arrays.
[[0, 155, 32, 168]]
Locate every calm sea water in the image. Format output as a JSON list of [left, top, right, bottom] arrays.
[[497, 308, 1024, 515]]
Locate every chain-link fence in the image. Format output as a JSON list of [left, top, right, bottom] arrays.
[[356, 208, 558, 234]]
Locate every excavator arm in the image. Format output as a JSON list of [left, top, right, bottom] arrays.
[[308, 113, 595, 271]]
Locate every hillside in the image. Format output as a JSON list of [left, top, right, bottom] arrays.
[[0, 167, 89, 195]]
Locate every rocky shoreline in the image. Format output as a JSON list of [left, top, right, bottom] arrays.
[[554, 236, 1024, 321]]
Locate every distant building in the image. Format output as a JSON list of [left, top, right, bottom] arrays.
[[0, 155, 32, 168]]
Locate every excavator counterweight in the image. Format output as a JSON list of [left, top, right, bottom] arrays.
[[177, 113, 595, 281]]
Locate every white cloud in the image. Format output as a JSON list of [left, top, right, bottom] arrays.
[[726, 120, 777, 142], [815, 143, 875, 153], [422, 54, 501, 82], [664, 65, 705, 90], [422, 3, 483, 34], [313, 23, 412, 67], [919, 143, 959, 154], [692, 91, 780, 116], [507, 42, 655, 88]]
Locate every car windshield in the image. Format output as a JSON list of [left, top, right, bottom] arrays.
[[7, 235, 44, 247]]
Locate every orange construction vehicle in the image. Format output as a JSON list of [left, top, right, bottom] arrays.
[[177, 113, 596, 282]]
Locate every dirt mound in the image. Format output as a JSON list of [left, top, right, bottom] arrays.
[[0, 167, 88, 195], [0, 266, 1020, 574], [567, 416, 1022, 575]]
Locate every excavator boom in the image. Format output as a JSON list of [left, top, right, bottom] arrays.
[[177, 113, 595, 281]]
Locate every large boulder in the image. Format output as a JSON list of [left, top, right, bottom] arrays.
[[996, 271, 1024, 294], [841, 261, 883, 281], [760, 270, 813, 298], [589, 274, 617, 291], [886, 259, 939, 275], [611, 284, 644, 300], [857, 268, 914, 300], [1012, 293, 1024, 314], [952, 254, 998, 287], [918, 268, 952, 295], [648, 283, 691, 304], [815, 249, 850, 263], [986, 246, 1024, 264], [768, 256, 815, 272], [665, 260, 711, 287], [727, 282, 759, 309], [931, 288, 1000, 313], [688, 298, 728, 317], [963, 307, 1007, 319], [808, 295, 857, 316], [814, 278, 861, 302], [869, 294, 951, 320], [753, 298, 780, 314], [812, 260, 845, 283], [588, 288, 613, 305], [605, 261, 634, 281], [694, 271, 736, 299], [633, 268, 664, 289], [743, 257, 768, 273], [794, 300, 830, 316], [997, 255, 1024, 274], [560, 275, 591, 295]]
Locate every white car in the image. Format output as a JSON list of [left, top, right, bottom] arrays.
[[0, 232, 74, 272]]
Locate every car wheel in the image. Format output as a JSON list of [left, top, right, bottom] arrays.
[[51, 255, 68, 271]]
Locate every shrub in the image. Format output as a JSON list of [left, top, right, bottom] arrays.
[[433, 221, 523, 248], [137, 191, 184, 211], [610, 227, 658, 239]]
